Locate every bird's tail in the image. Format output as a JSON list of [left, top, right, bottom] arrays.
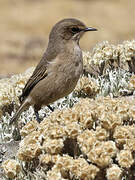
[[9, 99, 30, 125]]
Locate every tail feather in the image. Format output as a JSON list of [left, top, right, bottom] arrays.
[[9, 99, 30, 125]]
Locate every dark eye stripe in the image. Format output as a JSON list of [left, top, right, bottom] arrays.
[[71, 27, 81, 33]]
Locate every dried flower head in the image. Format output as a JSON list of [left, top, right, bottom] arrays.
[[77, 129, 97, 154], [88, 141, 117, 167], [2, 159, 21, 179], [117, 150, 134, 168], [128, 74, 135, 90], [91, 41, 116, 65], [106, 164, 122, 180], [17, 131, 41, 161], [41, 138, 64, 155], [95, 126, 109, 141], [0, 67, 34, 110], [55, 155, 99, 179], [113, 125, 135, 145], [20, 119, 38, 137], [75, 76, 99, 97]]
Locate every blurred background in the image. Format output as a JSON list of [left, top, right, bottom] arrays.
[[0, 0, 135, 76]]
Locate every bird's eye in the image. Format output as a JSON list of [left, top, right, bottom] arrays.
[[71, 27, 80, 33]]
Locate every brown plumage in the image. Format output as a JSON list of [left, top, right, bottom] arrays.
[[10, 18, 97, 124]]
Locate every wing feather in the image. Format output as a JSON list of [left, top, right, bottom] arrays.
[[19, 60, 48, 102]]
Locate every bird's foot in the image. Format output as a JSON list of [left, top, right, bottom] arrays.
[[9, 116, 16, 125], [35, 110, 42, 123], [12, 126, 21, 141]]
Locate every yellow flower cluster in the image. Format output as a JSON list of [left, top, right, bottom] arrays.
[[1, 96, 131, 179], [128, 74, 135, 90], [46, 155, 99, 180], [113, 125, 135, 145], [117, 150, 134, 168], [39, 153, 58, 165], [83, 51, 92, 67], [78, 131, 117, 167], [85, 40, 135, 65], [82, 40, 135, 75], [75, 76, 99, 97], [106, 164, 122, 180], [17, 131, 42, 161], [0, 67, 34, 117], [20, 119, 39, 137], [120, 40, 135, 62], [2, 159, 21, 179], [92, 41, 116, 65], [16, 96, 135, 158]]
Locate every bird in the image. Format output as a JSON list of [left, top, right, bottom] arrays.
[[10, 18, 97, 125]]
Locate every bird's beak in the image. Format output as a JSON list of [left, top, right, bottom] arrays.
[[84, 27, 97, 32]]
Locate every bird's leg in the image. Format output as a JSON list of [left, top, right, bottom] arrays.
[[34, 110, 42, 123], [12, 122, 21, 141], [47, 105, 54, 112]]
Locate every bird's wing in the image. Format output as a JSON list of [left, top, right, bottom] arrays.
[[19, 59, 48, 103]]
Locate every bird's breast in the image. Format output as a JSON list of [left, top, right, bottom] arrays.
[[63, 44, 83, 78], [47, 43, 83, 84], [73, 45, 83, 77]]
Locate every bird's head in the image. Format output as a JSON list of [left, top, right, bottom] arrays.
[[49, 18, 97, 44]]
